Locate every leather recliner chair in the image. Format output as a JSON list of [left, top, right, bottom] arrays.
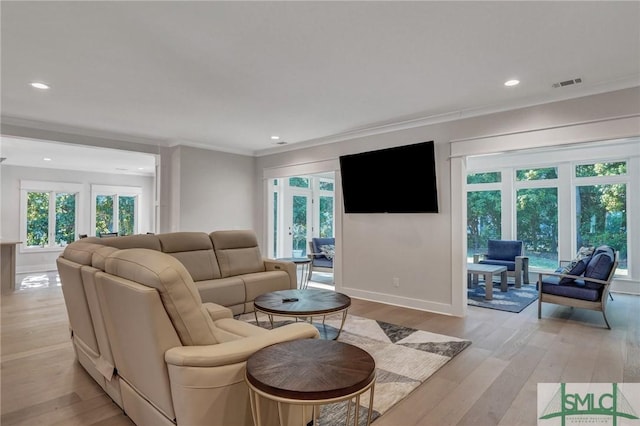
[[94, 248, 319, 426]]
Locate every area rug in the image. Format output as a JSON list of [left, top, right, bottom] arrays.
[[467, 281, 538, 313], [241, 313, 471, 425]]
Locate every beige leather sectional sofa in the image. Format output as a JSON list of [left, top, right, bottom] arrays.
[[57, 230, 318, 426], [77, 230, 298, 314]]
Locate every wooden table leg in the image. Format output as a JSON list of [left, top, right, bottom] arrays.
[[484, 273, 492, 300], [500, 270, 508, 292]]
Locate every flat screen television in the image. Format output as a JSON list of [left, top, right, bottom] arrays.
[[339, 141, 438, 213]]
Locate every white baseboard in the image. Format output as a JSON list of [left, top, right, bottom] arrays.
[[611, 278, 640, 295], [16, 264, 57, 274], [341, 286, 456, 316]]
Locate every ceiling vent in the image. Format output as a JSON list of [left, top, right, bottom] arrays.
[[552, 78, 582, 88]]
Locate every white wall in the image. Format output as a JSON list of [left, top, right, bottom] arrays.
[[256, 87, 640, 316], [170, 146, 256, 232], [1, 165, 154, 273]]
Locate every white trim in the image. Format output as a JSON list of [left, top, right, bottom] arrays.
[[263, 159, 340, 180], [342, 287, 456, 316], [451, 116, 640, 158]]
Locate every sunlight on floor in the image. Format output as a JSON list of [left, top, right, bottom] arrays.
[[15, 271, 61, 290]]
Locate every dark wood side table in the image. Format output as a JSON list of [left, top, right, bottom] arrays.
[[246, 339, 376, 426], [253, 289, 351, 340]]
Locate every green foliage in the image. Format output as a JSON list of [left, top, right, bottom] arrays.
[[467, 190, 501, 253], [576, 162, 626, 177], [467, 172, 501, 184], [289, 177, 309, 188], [55, 193, 76, 245], [516, 167, 557, 181], [118, 196, 135, 236], [319, 196, 334, 237], [27, 191, 77, 247], [95, 195, 114, 234], [577, 184, 627, 268], [516, 188, 558, 263], [27, 192, 49, 246]]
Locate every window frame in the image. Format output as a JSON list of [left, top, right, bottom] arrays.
[[19, 180, 83, 253], [90, 184, 142, 236]]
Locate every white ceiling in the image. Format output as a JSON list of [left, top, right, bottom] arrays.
[[1, 1, 639, 163]]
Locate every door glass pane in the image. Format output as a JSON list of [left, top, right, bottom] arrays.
[[319, 180, 334, 191], [96, 195, 114, 234], [118, 196, 135, 236], [517, 188, 558, 268], [291, 195, 308, 256], [577, 184, 627, 275], [55, 192, 76, 246], [467, 190, 501, 260], [273, 191, 279, 256], [319, 196, 334, 237], [289, 177, 309, 188], [27, 192, 49, 247]]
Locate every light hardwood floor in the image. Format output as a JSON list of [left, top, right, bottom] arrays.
[[2, 273, 638, 426]]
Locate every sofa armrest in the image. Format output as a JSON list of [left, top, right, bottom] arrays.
[[202, 302, 233, 321], [165, 322, 319, 367], [537, 272, 610, 286], [264, 258, 297, 289]]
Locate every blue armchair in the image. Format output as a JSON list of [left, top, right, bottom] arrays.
[[473, 239, 529, 287], [538, 245, 618, 329], [307, 237, 334, 281]]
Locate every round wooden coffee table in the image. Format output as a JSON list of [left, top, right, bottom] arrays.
[[253, 289, 351, 340], [246, 339, 376, 426]]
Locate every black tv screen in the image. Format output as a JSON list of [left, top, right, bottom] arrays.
[[339, 141, 438, 213]]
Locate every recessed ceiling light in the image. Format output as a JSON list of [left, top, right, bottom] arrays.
[[270, 136, 280, 140], [504, 79, 520, 87], [138, 167, 144, 170], [43, 157, 52, 161], [31, 82, 50, 90]]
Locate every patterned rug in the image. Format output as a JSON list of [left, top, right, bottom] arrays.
[[467, 281, 539, 313], [241, 313, 471, 424]]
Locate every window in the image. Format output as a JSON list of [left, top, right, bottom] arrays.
[[20, 181, 82, 251], [91, 185, 142, 236], [516, 187, 558, 269], [466, 172, 502, 259], [575, 161, 628, 275]]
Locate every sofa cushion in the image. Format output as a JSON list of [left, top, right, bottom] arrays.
[[478, 259, 516, 271], [584, 252, 614, 281], [89, 234, 162, 251], [104, 248, 218, 346], [158, 232, 221, 281], [195, 277, 246, 309], [63, 242, 107, 266], [540, 280, 602, 302], [486, 240, 522, 261], [210, 230, 265, 277], [242, 271, 291, 302], [311, 238, 335, 262]]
